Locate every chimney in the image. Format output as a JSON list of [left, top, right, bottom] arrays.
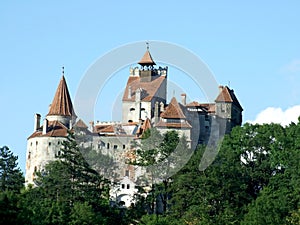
[[89, 121, 94, 132], [128, 86, 132, 99], [42, 119, 48, 135], [160, 102, 164, 112], [181, 93, 186, 105], [69, 120, 73, 130], [34, 113, 41, 131], [135, 88, 141, 102]]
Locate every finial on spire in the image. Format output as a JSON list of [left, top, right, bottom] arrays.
[[62, 66, 65, 76], [146, 41, 149, 50]]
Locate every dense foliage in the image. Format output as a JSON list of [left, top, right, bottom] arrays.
[[1, 121, 300, 224]]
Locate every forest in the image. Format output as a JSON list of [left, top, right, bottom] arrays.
[[1, 121, 300, 225]]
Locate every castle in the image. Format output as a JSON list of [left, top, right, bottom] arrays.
[[25, 49, 243, 207]]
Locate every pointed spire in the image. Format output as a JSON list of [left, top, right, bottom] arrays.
[[138, 43, 156, 66], [47, 73, 75, 117]]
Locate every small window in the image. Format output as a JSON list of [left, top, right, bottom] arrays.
[[58, 141, 60, 145], [57, 151, 61, 156], [48, 142, 51, 146], [36, 141, 38, 146], [141, 108, 145, 111], [107, 143, 110, 149], [128, 120, 133, 123], [113, 145, 118, 149], [28, 152, 31, 159], [121, 184, 125, 189], [127, 184, 130, 189], [30, 142, 32, 146], [125, 170, 129, 177], [123, 145, 126, 149], [130, 108, 135, 111], [34, 166, 37, 173]]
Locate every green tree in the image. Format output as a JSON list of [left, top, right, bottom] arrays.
[[19, 132, 113, 224], [0, 146, 24, 225], [0, 146, 24, 192]]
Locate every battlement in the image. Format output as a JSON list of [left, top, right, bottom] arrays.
[[129, 66, 168, 78]]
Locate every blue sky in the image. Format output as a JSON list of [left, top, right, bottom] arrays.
[[1, 1, 300, 172]]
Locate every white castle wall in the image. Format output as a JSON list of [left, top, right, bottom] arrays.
[[25, 136, 66, 186]]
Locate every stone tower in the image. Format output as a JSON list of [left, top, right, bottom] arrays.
[[25, 73, 76, 186], [122, 48, 168, 125]]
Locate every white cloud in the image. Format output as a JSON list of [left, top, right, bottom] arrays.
[[281, 59, 300, 73], [248, 105, 300, 127]]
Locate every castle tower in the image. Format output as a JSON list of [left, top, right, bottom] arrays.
[[215, 85, 243, 133], [46, 73, 77, 127], [25, 70, 76, 186], [122, 47, 168, 127]]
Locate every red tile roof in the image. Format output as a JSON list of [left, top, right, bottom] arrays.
[[74, 119, 88, 129], [186, 102, 216, 113], [122, 76, 166, 102], [160, 97, 186, 119], [156, 120, 192, 128], [28, 120, 69, 139], [136, 118, 152, 137], [215, 86, 243, 110], [138, 50, 156, 66], [100, 125, 115, 133], [47, 76, 76, 117]]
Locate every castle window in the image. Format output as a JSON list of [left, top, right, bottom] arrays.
[[36, 141, 38, 146], [28, 152, 31, 159], [141, 108, 145, 111], [57, 151, 61, 156], [30, 142, 32, 146], [121, 184, 125, 189], [128, 120, 133, 123], [34, 166, 37, 173], [127, 184, 130, 189], [107, 143, 110, 149], [125, 170, 129, 177], [123, 144, 126, 149], [114, 145, 118, 149], [48, 142, 51, 146], [130, 108, 135, 111], [58, 141, 60, 145], [221, 104, 226, 112]]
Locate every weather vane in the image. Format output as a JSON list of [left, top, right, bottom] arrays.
[[146, 41, 149, 50], [62, 66, 64, 75]]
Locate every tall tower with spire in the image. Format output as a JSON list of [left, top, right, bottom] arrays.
[[25, 70, 77, 186], [122, 47, 168, 127]]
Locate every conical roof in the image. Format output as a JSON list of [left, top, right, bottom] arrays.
[[161, 97, 186, 119], [138, 50, 156, 66], [47, 76, 76, 117]]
